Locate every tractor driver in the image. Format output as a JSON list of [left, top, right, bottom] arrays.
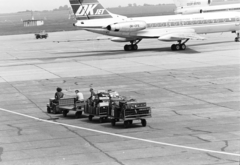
[[54, 87, 64, 103], [75, 90, 84, 101]]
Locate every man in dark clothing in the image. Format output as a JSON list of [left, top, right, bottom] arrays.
[[54, 87, 64, 103]]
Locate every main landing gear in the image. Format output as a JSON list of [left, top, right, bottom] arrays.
[[124, 39, 142, 51], [171, 39, 189, 51], [235, 32, 240, 42]]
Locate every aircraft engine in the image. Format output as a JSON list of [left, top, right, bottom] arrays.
[[110, 37, 135, 42], [106, 21, 147, 32]]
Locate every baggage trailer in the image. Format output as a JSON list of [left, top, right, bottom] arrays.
[[47, 98, 85, 118], [109, 99, 152, 128], [84, 91, 110, 123]]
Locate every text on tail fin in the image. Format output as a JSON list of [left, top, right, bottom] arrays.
[[69, 0, 112, 20]]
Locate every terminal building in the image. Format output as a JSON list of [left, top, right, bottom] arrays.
[[23, 20, 44, 27]]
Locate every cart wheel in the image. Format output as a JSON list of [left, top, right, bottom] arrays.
[[129, 120, 133, 125], [52, 106, 57, 114], [124, 121, 129, 128], [63, 111, 68, 117], [99, 117, 103, 123], [47, 107, 51, 113], [75, 111, 82, 119], [111, 119, 116, 126], [141, 119, 147, 127], [89, 115, 93, 121]]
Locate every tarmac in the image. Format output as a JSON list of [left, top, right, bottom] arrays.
[[0, 30, 239, 165]]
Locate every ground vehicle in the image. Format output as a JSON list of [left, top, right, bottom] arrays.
[[109, 98, 152, 128], [35, 30, 48, 39], [84, 90, 110, 123], [47, 98, 85, 118]]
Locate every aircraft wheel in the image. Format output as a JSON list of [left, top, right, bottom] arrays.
[[124, 45, 128, 51], [180, 44, 186, 50], [175, 44, 181, 51], [171, 44, 176, 51], [235, 37, 240, 42], [124, 45, 132, 51], [132, 44, 138, 51]]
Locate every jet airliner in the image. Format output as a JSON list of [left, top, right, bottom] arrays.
[[68, 0, 240, 51]]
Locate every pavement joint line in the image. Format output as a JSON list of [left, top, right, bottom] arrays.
[[76, 60, 235, 111], [0, 107, 239, 157]]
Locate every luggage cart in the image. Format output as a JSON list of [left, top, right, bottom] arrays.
[[109, 99, 152, 128], [84, 91, 110, 123]]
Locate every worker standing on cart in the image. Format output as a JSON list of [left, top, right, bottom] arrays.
[[89, 88, 97, 106], [75, 90, 84, 101]]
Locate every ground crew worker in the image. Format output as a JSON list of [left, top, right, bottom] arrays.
[[89, 88, 97, 106], [54, 87, 64, 101], [51, 87, 64, 106], [75, 90, 84, 101]]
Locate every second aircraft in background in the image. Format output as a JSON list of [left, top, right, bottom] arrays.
[[174, 0, 240, 14]]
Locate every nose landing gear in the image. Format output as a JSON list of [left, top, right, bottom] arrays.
[[124, 39, 142, 51], [171, 39, 189, 51]]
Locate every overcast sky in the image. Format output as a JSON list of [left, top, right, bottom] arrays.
[[0, 0, 174, 14]]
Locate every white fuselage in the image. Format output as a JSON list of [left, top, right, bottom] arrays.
[[75, 12, 240, 40], [175, 4, 240, 14]]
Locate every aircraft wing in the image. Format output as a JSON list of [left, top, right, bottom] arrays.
[[158, 30, 206, 41]]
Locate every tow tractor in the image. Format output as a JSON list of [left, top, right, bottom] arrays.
[[35, 30, 48, 39], [109, 98, 152, 128], [47, 98, 85, 118]]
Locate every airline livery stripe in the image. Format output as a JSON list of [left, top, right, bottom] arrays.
[[147, 17, 240, 28]]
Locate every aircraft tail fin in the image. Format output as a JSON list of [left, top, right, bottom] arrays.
[[69, 0, 113, 20], [173, 0, 212, 8]]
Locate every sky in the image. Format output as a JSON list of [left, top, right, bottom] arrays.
[[0, 0, 174, 14]]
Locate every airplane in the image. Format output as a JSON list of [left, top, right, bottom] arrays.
[[68, 0, 240, 51], [174, 0, 240, 14]]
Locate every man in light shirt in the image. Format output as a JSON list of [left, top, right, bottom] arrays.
[[75, 90, 84, 101]]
